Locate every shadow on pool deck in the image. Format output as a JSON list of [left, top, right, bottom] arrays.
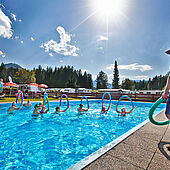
[[84, 110, 170, 170]]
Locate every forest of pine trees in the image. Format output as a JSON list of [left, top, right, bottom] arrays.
[[34, 65, 93, 88], [0, 62, 169, 90], [0, 63, 93, 89]]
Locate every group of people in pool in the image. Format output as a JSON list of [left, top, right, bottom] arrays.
[[7, 97, 133, 117], [4, 70, 170, 120]]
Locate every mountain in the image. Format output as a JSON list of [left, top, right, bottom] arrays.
[[107, 82, 112, 89], [5, 63, 23, 69]]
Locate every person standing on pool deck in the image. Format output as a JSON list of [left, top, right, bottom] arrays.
[[162, 73, 170, 121], [162, 49, 170, 121]]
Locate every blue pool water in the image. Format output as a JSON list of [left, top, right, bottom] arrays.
[[0, 100, 165, 169]]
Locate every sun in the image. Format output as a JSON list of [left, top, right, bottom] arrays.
[[92, 0, 126, 19]]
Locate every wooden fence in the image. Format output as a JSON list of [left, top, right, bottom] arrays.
[[2, 88, 162, 102], [63, 92, 162, 102]]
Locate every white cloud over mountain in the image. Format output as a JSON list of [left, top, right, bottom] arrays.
[[40, 26, 79, 56], [106, 63, 152, 72], [0, 9, 12, 39]]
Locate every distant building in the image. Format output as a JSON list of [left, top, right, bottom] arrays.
[[60, 88, 76, 93], [76, 88, 92, 93], [18, 84, 39, 92], [137, 90, 163, 95], [98, 89, 130, 94]]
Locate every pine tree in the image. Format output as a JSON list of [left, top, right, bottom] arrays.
[[0, 62, 7, 81], [87, 74, 93, 89], [96, 71, 108, 89], [112, 61, 119, 89], [121, 78, 135, 90]]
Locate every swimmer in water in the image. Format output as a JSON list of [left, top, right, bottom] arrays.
[[101, 106, 107, 114], [23, 100, 32, 107], [7, 102, 23, 114], [38, 102, 43, 109], [32, 104, 49, 118], [77, 104, 89, 115], [54, 105, 69, 114], [101, 103, 111, 114], [40, 106, 49, 113], [116, 106, 134, 116]]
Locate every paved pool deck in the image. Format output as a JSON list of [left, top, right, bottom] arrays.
[[84, 110, 170, 170]]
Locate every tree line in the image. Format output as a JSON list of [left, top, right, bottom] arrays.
[[0, 62, 169, 90], [95, 60, 169, 90], [0, 63, 93, 88]]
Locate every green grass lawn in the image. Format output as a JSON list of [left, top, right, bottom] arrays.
[[0, 97, 79, 103]]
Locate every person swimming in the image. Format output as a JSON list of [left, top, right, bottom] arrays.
[[7, 102, 23, 114], [38, 102, 43, 109], [101, 102, 111, 114], [54, 105, 68, 114], [23, 100, 32, 107], [101, 106, 107, 114], [116, 106, 134, 116], [77, 104, 89, 115], [33, 103, 49, 117]]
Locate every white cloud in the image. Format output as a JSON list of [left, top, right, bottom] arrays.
[[92, 74, 97, 81], [81, 69, 88, 73], [40, 26, 79, 56], [119, 63, 152, 72], [0, 9, 13, 39], [119, 74, 149, 80], [134, 76, 149, 80], [15, 36, 19, 39], [49, 53, 53, 56], [106, 63, 152, 72], [18, 19, 22, 22], [31, 37, 35, 41], [97, 35, 108, 41], [20, 40, 23, 44], [106, 64, 115, 70], [11, 13, 16, 21], [0, 50, 5, 58]]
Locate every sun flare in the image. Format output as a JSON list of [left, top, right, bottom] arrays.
[[93, 0, 126, 19]]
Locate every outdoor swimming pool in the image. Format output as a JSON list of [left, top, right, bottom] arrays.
[[0, 100, 165, 169]]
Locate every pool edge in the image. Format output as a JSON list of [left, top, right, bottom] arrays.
[[67, 109, 164, 170]]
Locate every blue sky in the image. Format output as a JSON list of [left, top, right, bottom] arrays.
[[0, 0, 169, 83]]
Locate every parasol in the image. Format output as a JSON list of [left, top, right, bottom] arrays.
[[4, 82, 19, 87], [4, 82, 19, 97], [38, 84, 48, 88], [28, 83, 39, 87]]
